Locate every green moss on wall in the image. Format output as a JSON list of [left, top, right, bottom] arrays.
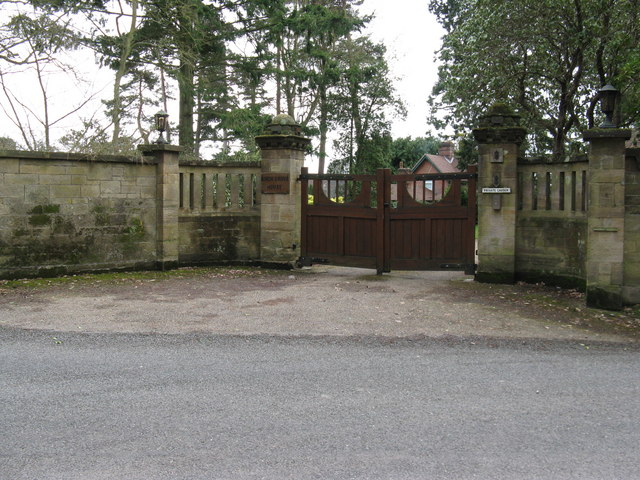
[[28, 214, 51, 226], [28, 204, 60, 227], [30, 204, 60, 215], [119, 217, 146, 255], [92, 205, 110, 226]]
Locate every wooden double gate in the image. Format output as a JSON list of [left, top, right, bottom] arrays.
[[299, 167, 477, 274]]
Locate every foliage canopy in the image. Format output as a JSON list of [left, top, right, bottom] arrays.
[[429, 0, 640, 159]]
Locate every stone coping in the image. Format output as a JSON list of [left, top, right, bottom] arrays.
[[583, 128, 632, 140], [518, 155, 588, 165], [178, 159, 260, 168], [0, 149, 155, 165]]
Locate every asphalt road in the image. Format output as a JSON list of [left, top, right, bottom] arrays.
[[2, 328, 639, 480]]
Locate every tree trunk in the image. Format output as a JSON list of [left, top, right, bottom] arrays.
[[318, 83, 328, 174], [177, 0, 196, 152], [276, 43, 282, 115], [111, 0, 138, 144], [178, 59, 195, 152]]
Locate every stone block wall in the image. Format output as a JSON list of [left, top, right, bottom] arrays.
[[474, 104, 638, 309], [256, 116, 311, 266], [177, 161, 261, 265], [0, 151, 158, 278], [624, 149, 640, 303], [583, 130, 630, 309], [0, 150, 268, 279], [515, 159, 588, 288], [473, 104, 526, 283], [179, 215, 260, 264]]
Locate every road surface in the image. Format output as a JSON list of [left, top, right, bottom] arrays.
[[2, 328, 639, 480]]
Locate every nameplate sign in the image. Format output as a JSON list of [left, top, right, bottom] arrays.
[[261, 173, 290, 194], [481, 187, 511, 194]]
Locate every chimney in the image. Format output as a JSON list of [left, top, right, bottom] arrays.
[[397, 161, 412, 174], [438, 141, 455, 158]]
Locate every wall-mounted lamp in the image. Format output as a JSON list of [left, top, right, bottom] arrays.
[[154, 111, 169, 144], [599, 84, 618, 128]]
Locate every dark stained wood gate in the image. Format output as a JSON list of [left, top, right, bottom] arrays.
[[298, 166, 477, 274]]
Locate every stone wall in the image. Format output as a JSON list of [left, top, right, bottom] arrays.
[[256, 115, 311, 266], [0, 151, 264, 279], [474, 103, 638, 309], [177, 161, 261, 265], [515, 159, 588, 288], [624, 149, 640, 303], [0, 151, 158, 278], [473, 104, 526, 283]]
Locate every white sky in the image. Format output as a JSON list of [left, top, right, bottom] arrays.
[[360, 0, 444, 139]]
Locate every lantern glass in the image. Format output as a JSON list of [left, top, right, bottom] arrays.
[[599, 84, 618, 128], [154, 111, 169, 144], [155, 111, 169, 132]]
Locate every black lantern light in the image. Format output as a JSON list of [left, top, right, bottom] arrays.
[[154, 111, 169, 144], [599, 84, 618, 128]]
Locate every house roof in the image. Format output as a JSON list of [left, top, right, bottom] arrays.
[[411, 153, 460, 173]]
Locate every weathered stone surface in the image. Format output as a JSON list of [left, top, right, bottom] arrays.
[[178, 215, 259, 265], [0, 154, 160, 278], [475, 121, 521, 283], [584, 129, 629, 309], [257, 116, 308, 266]]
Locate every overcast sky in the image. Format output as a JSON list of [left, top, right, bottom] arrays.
[[360, 0, 444, 139]]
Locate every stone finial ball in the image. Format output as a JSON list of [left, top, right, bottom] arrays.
[[263, 113, 303, 136], [271, 114, 298, 126]]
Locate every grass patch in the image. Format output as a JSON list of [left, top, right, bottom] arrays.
[[0, 266, 282, 291], [355, 274, 388, 282]]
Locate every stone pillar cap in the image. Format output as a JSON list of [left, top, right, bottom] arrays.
[[472, 102, 527, 144], [582, 128, 632, 141], [264, 114, 303, 136], [477, 103, 522, 127], [256, 114, 311, 150]]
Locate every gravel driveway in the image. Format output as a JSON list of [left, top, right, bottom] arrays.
[[1, 265, 638, 344]]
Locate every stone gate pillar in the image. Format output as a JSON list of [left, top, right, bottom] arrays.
[[472, 104, 527, 283], [255, 114, 311, 267], [138, 144, 183, 270], [583, 128, 632, 309]]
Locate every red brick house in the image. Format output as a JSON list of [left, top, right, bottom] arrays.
[[398, 142, 461, 202]]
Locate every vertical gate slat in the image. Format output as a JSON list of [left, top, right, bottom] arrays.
[[425, 218, 432, 260], [403, 218, 412, 258], [467, 166, 478, 272], [454, 219, 463, 258], [419, 218, 427, 260], [300, 167, 309, 261], [376, 169, 386, 274], [437, 220, 446, 259], [338, 215, 345, 256], [450, 177, 461, 205]]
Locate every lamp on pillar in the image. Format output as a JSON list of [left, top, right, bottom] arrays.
[[599, 84, 618, 128], [154, 111, 169, 144]]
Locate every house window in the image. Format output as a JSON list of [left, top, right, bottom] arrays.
[[424, 180, 433, 191]]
